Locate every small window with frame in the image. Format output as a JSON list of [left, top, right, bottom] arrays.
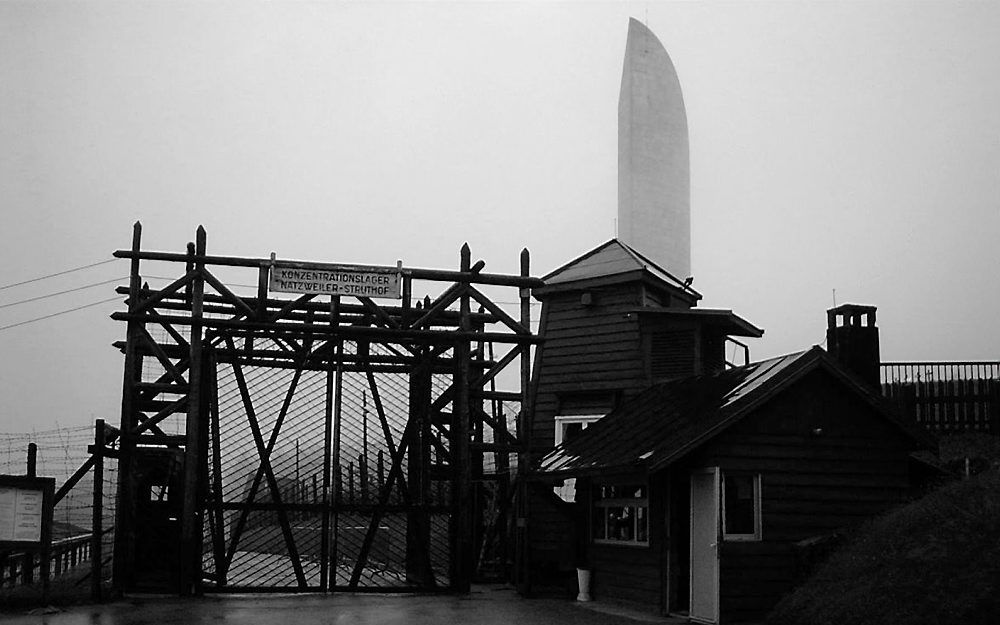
[[592, 482, 649, 546], [722, 473, 761, 541], [553, 415, 601, 502], [554, 414, 601, 447]]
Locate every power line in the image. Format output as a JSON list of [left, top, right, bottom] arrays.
[[0, 259, 118, 292], [0, 296, 121, 333], [0, 277, 128, 310]]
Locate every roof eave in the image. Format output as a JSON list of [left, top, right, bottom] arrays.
[[632, 307, 763, 337], [532, 461, 649, 480], [536, 268, 702, 301]]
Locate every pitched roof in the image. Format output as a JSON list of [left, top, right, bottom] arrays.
[[536, 347, 933, 477], [540, 239, 701, 299]]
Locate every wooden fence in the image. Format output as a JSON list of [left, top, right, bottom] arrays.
[[881, 362, 1000, 435]]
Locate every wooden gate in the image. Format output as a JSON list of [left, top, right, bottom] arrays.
[[111, 224, 540, 594]]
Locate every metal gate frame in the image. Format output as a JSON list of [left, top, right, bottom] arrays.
[[111, 223, 541, 595]]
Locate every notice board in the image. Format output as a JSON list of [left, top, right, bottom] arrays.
[[0, 475, 54, 549]]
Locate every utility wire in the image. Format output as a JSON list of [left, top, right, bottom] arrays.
[[0, 296, 121, 332], [0, 259, 118, 292], [0, 277, 128, 310]]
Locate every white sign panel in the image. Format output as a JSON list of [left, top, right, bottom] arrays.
[[269, 263, 402, 299], [0, 486, 44, 542]]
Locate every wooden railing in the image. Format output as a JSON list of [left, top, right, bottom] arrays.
[[881, 362, 1000, 434], [1, 533, 92, 588]]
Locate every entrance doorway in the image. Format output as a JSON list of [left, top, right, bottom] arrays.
[[689, 468, 719, 624], [130, 448, 184, 591]]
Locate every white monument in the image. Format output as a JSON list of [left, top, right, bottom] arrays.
[[618, 18, 690, 279]]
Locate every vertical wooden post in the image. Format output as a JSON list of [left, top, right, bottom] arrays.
[[361, 393, 369, 502], [113, 221, 143, 596], [989, 378, 1000, 435], [21, 442, 37, 585], [294, 439, 301, 520], [450, 243, 473, 592], [209, 357, 226, 585], [330, 335, 344, 587], [180, 226, 206, 596], [516, 247, 533, 594], [401, 262, 411, 328], [320, 296, 338, 591], [91, 419, 105, 602], [348, 463, 355, 504], [471, 314, 486, 577], [377, 450, 385, 492], [26, 443, 37, 477], [406, 350, 432, 585]]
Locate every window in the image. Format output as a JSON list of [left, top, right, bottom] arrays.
[[553, 415, 601, 502], [592, 483, 649, 546], [722, 473, 761, 541], [554, 414, 601, 446]]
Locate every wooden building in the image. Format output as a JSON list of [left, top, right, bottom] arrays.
[[529, 239, 761, 454], [527, 241, 935, 623]]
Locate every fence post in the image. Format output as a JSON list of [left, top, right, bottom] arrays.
[[22, 443, 37, 585], [990, 379, 1000, 435], [92, 419, 105, 602], [179, 228, 208, 596], [26, 443, 37, 477]]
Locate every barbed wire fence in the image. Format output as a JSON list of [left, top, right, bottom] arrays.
[[0, 424, 118, 606]]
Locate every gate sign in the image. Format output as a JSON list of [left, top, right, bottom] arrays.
[[269, 262, 402, 299]]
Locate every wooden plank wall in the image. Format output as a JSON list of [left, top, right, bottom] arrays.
[[531, 286, 648, 452], [526, 484, 576, 588], [587, 479, 666, 610]]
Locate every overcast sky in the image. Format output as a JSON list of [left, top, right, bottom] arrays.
[[1, 1, 998, 433]]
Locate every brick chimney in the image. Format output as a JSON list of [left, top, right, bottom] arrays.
[[826, 304, 880, 389]]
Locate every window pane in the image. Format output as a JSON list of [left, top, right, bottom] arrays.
[[592, 482, 649, 544], [725, 474, 756, 535], [636, 506, 648, 542], [609, 506, 634, 541], [564, 422, 584, 443]]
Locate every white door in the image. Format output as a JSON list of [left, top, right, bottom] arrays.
[[690, 468, 720, 624]]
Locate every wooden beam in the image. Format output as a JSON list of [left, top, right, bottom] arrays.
[[180, 227, 206, 596], [133, 397, 189, 436], [132, 270, 197, 315], [111, 311, 542, 345], [53, 456, 97, 506], [228, 350, 308, 588], [409, 283, 466, 331], [201, 267, 256, 319], [451, 243, 473, 593], [114, 249, 545, 288], [113, 220, 143, 596], [138, 326, 187, 386], [467, 285, 530, 335], [91, 419, 104, 602]]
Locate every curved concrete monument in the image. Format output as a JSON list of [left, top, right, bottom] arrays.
[[618, 18, 690, 279]]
